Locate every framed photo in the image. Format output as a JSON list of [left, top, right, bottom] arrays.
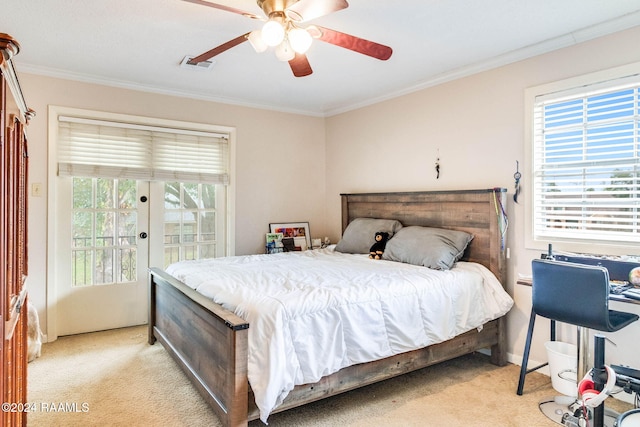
[[269, 222, 311, 251], [265, 232, 284, 254]]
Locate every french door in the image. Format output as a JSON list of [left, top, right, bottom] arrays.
[[54, 178, 150, 336], [53, 178, 226, 337]]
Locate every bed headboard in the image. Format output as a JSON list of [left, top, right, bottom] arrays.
[[340, 188, 507, 285]]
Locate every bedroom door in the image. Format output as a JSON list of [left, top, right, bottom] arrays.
[[54, 178, 150, 336]]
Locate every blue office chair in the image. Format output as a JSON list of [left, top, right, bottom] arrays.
[[517, 259, 639, 396]]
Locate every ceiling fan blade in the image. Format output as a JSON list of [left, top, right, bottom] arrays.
[[188, 33, 250, 64], [315, 26, 392, 61], [286, 0, 349, 22], [181, 0, 263, 20], [289, 53, 313, 77]]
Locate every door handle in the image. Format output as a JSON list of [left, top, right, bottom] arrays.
[[139, 232, 148, 239]]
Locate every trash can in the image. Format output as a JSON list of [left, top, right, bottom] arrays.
[[545, 341, 577, 397]]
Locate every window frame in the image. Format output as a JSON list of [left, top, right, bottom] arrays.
[[524, 61, 640, 255]]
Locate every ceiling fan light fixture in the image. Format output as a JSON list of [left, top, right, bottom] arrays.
[[248, 30, 268, 52], [261, 19, 285, 46], [183, 1, 393, 78], [288, 27, 312, 54], [275, 40, 295, 62]]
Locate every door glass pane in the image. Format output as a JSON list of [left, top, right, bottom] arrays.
[[119, 247, 136, 282], [163, 211, 179, 244], [201, 211, 216, 242], [164, 182, 181, 209], [184, 183, 198, 207], [200, 244, 216, 259], [182, 245, 197, 261], [72, 177, 138, 286], [118, 180, 137, 209], [73, 178, 92, 209], [202, 184, 216, 208], [118, 212, 137, 245], [72, 250, 92, 286], [164, 246, 180, 267], [95, 248, 114, 284], [182, 211, 196, 243], [72, 211, 92, 247], [96, 212, 114, 247], [96, 178, 114, 209]]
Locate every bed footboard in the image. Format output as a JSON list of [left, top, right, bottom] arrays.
[[150, 266, 507, 426], [148, 267, 249, 427], [253, 317, 506, 419]]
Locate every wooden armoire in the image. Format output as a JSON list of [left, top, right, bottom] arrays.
[[0, 33, 34, 426]]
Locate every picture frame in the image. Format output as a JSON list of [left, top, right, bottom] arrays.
[[269, 222, 311, 251], [265, 232, 284, 254]]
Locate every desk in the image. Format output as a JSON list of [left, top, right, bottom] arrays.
[[517, 278, 640, 381], [610, 293, 640, 305]]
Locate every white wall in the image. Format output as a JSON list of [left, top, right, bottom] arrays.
[[21, 75, 327, 335], [325, 26, 640, 372]]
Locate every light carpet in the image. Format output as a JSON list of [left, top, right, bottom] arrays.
[[27, 325, 632, 426]]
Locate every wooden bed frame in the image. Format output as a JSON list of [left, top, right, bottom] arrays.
[[148, 188, 509, 426]]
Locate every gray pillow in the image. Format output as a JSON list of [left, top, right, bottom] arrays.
[[382, 226, 474, 270], [335, 218, 403, 254]]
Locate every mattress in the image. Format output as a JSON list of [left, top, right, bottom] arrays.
[[166, 246, 514, 423]]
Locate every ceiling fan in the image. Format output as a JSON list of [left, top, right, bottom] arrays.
[[182, 0, 393, 77]]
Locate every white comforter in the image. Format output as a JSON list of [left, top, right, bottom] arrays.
[[166, 246, 513, 423]]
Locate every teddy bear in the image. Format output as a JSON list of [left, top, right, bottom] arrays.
[[369, 231, 390, 260]]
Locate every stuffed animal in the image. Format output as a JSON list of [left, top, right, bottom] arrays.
[[369, 231, 390, 260]]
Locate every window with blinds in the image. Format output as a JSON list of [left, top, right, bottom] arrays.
[[532, 77, 640, 244], [57, 116, 229, 184]]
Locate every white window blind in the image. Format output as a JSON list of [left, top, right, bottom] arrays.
[[532, 77, 640, 244], [57, 116, 230, 184]]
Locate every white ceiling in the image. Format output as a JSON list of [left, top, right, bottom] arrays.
[[3, 0, 640, 116]]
